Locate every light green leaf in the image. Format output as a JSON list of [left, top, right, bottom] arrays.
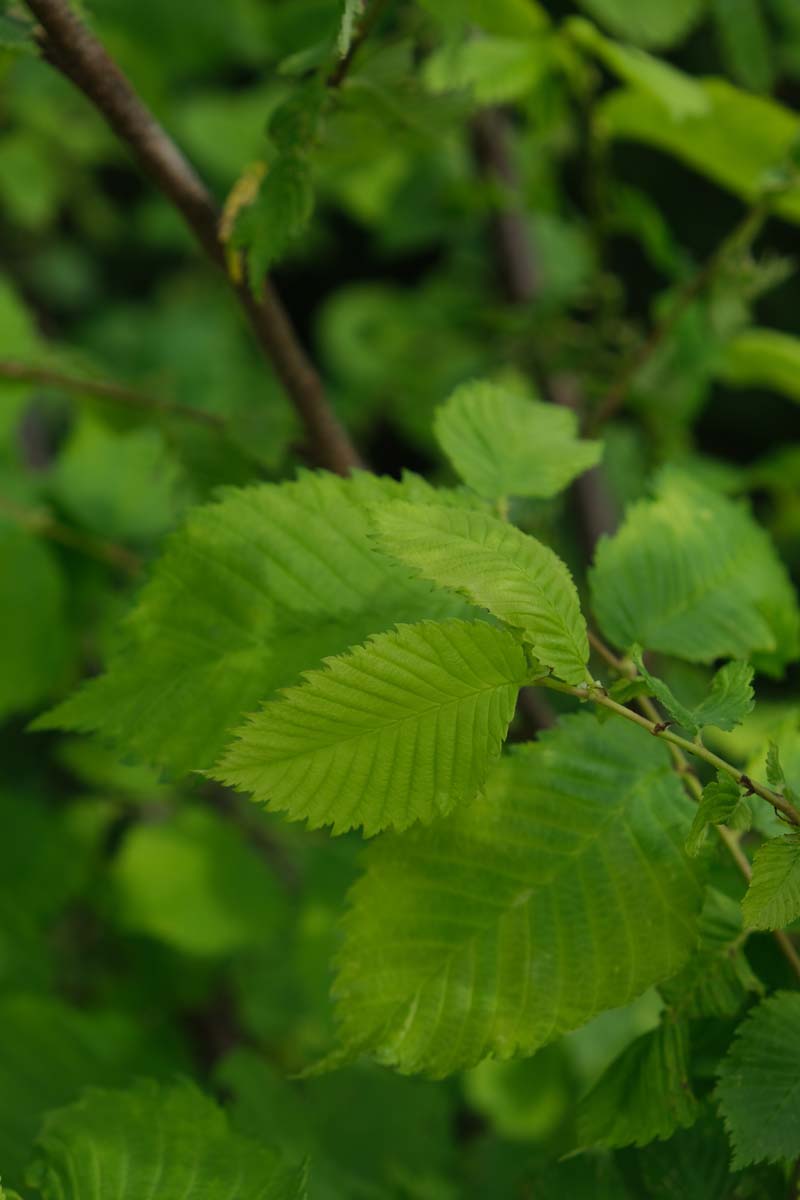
[[417, 0, 550, 37], [590, 470, 800, 674], [712, 0, 775, 93], [27, 1080, 306, 1200], [742, 834, 800, 930], [231, 154, 314, 285], [35, 473, 479, 774], [423, 35, 552, 104], [716, 327, 800, 405], [373, 502, 591, 684], [631, 651, 754, 735], [433, 379, 602, 500], [716, 991, 800, 1166], [568, 18, 708, 119], [111, 806, 288, 956], [660, 888, 762, 1019], [599, 80, 800, 224], [333, 714, 702, 1076], [576, 1020, 698, 1149], [686, 773, 748, 857], [574, 0, 705, 48], [214, 619, 527, 837]]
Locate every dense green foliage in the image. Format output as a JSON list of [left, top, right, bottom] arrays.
[[3, 0, 800, 1195]]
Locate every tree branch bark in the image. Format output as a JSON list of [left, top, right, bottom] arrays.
[[23, 0, 363, 476]]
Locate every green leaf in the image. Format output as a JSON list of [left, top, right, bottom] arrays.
[[742, 834, 800, 930], [35, 473, 479, 774], [631, 651, 755, 735], [0, 525, 69, 721], [0, 12, 35, 52], [333, 714, 702, 1076], [716, 991, 800, 1166], [231, 153, 315, 285], [716, 327, 800, 405], [660, 888, 762, 1018], [417, 0, 550, 37], [27, 1079, 306, 1200], [590, 470, 800, 673], [574, 0, 705, 48], [599, 80, 800, 224], [373, 502, 591, 684], [686, 773, 748, 857], [423, 35, 552, 104], [712, 0, 775, 92], [213, 619, 526, 836], [633, 1107, 745, 1200], [433, 379, 603, 500], [111, 805, 288, 956], [576, 1020, 698, 1149], [568, 18, 708, 119]]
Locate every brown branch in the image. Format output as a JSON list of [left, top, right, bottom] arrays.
[[0, 494, 142, 576], [23, 0, 362, 477], [587, 199, 769, 435], [0, 360, 224, 430], [470, 107, 617, 556]]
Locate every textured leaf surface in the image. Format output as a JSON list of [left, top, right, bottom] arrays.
[[433, 379, 602, 500], [214, 620, 526, 836], [334, 715, 702, 1076], [575, 0, 704, 47], [716, 991, 800, 1166], [633, 654, 754, 737], [717, 327, 800, 404], [37, 473, 478, 774], [686, 774, 748, 857], [576, 1021, 698, 1149], [600, 80, 800, 224], [590, 471, 800, 672], [373, 502, 591, 684], [28, 1080, 306, 1200], [742, 835, 800, 930], [660, 889, 761, 1019]]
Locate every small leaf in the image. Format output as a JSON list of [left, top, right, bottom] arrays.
[[434, 379, 602, 500], [576, 1020, 698, 1149], [716, 991, 800, 1166], [568, 18, 708, 119], [590, 470, 800, 674], [686, 773, 748, 857], [373, 502, 591, 684], [423, 35, 553, 104], [27, 1079, 306, 1200], [717, 327, 800, 405], [231, 154, 314, 287], [213, 619, 527, 836], [338, 0, 364, 57], [574, 0, 705, 48], [742, 834, 800, 930], [631, 645, 699, 733], [691, 661, 755, 732]]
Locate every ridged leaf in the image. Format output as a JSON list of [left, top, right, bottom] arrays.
[[27, 1080, 306, 1200], [433, 379, 602, 499], [742, 835, 800, 930], [716, 991, 800, 1166], [214, 620, 527, 836], [686, 774, 748, 858], [373, 502, 591, 684], [333, 714, 702, 1076], [633, 651, 754, 736], [590, 471, 800, 673], [36, 473, 479, 774], [576, 1020, 698, 1150]]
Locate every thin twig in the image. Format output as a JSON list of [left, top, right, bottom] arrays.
[[23, 0, 362, 476], [0, 360, 225, 430], [584, 630, 800, 981], [0, 494, 142, 576], [587, 200, 769, 434], [328, 0, 392, 89]]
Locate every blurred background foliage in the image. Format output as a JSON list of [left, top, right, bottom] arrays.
[[1, 0, 800, 1194]]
